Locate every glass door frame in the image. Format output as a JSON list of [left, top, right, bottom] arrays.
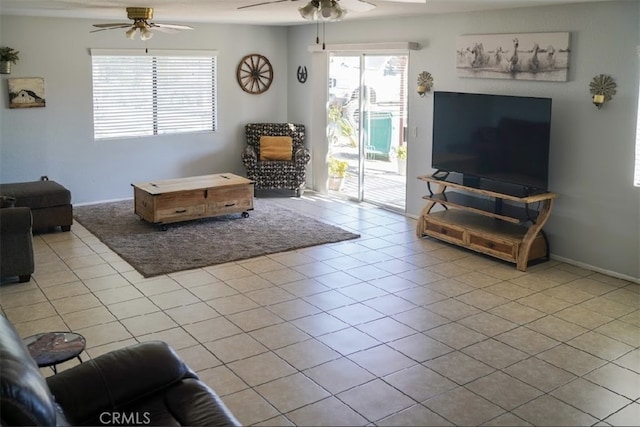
[[307, 42, 418, 209], [328, 51, 409, 210]]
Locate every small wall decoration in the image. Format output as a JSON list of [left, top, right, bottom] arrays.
[[0, 46, 20, 74], [456, 32, 570, 81], [589, 74, 616, 109], [297, 66, 308, 84], [417, 71, 433, 96], [8, 78, 46, 108]]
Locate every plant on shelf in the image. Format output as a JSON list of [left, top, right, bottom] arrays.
[[328, 157, 349, 191], [0, 46, 19, 74]]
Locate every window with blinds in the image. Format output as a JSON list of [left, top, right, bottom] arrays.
[[91, 49, 217, 140]]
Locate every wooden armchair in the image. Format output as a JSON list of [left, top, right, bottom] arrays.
[[241, 123, 311, 197]]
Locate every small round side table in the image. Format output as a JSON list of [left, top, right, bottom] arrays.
[[24, 332, 86, 374]]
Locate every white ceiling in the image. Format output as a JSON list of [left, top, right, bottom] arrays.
[[0, 0, 611, 26]]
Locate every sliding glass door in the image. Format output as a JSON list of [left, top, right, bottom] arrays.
[[327, 53, 408, 211]]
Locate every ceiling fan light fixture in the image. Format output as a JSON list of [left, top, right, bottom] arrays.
[[330, 4, 346, 20], [298, 1, 318, 20], [140, 26, 154, 40], [319, 0, 332, 10], [125, 26, 137, 39], [319, 0, 346, 21]]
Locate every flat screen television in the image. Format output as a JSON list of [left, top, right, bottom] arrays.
[[432, 91, 552, 195]]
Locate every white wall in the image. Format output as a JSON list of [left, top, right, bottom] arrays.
[[0, 16, 289, 203], [287, 1, 640, 280]]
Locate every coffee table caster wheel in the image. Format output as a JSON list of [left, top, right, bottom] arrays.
[[242, 211, 250, 218], [161, 224, 168, 231]]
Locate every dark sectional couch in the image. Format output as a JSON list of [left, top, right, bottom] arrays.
[[0, 178, 72, 232]]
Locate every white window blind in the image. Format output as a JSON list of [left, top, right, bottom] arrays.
[[91, 49, 217, 140]]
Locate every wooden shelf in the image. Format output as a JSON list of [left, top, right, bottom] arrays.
[[417, 174, 556, 271], [423, 192, 539, 224], [427, 210, 529, 240], [417, 174, 556, 203]]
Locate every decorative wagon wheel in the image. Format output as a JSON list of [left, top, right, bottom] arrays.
[[237, 54, 273, 94]]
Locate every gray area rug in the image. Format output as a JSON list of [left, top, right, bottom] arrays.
[[73, 198, 359, 278]]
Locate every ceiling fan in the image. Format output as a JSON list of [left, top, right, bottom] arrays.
[[91, 7, 193, 41], [238, 0, 424, 20], [239, 0, 374, 19]]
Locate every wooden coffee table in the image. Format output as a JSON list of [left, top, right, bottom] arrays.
[[132, 173, 254, 229]]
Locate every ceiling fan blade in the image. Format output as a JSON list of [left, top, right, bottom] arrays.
[[90, 25, 132, 33], [151, 23, 193, 30], [238, 0, 295, 10], [148, 26, 183, 34], [92, 23, 131, 28]]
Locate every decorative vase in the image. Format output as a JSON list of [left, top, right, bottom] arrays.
[[397, 159, 406, 176], [328, 176, 345, 191], [0, 62, 11, 74]]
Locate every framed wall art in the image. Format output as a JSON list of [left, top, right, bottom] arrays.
[[456, 32, 570, 81], [8, 77, 46, 108]]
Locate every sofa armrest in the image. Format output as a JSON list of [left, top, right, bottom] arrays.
[[1, 195, 17, 208], [241, 145, 258, 168], [164, 378, 241, 426], [47, 341, 195, 425], [294, 146, 311, 166], [0, 207, 32, 233]]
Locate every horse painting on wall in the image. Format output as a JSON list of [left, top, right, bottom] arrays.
[[456, 32, 570, 81]]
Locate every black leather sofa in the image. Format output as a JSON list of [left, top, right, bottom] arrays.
[[0, 316, 241, 426]]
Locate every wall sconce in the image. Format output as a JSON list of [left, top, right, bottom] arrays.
[[417, 71, 433, 97], [589, 74, 616, 109]]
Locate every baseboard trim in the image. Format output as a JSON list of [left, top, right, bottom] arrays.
[[410, 219, 639, 283], [74, 197, 133, 207], [550, 254, 640, 284]]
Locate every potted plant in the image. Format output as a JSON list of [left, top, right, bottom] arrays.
[[328, 157, 349, 191], [327, 102, 356, 147], [0, 46, 19, 74], [393, 145, 407, 175]]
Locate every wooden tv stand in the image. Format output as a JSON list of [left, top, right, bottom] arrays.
[[132, 173, 254, 229], [416, 175, 556, 271]]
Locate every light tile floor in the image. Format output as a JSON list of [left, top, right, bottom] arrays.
[[1, 192, 639, 426]]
